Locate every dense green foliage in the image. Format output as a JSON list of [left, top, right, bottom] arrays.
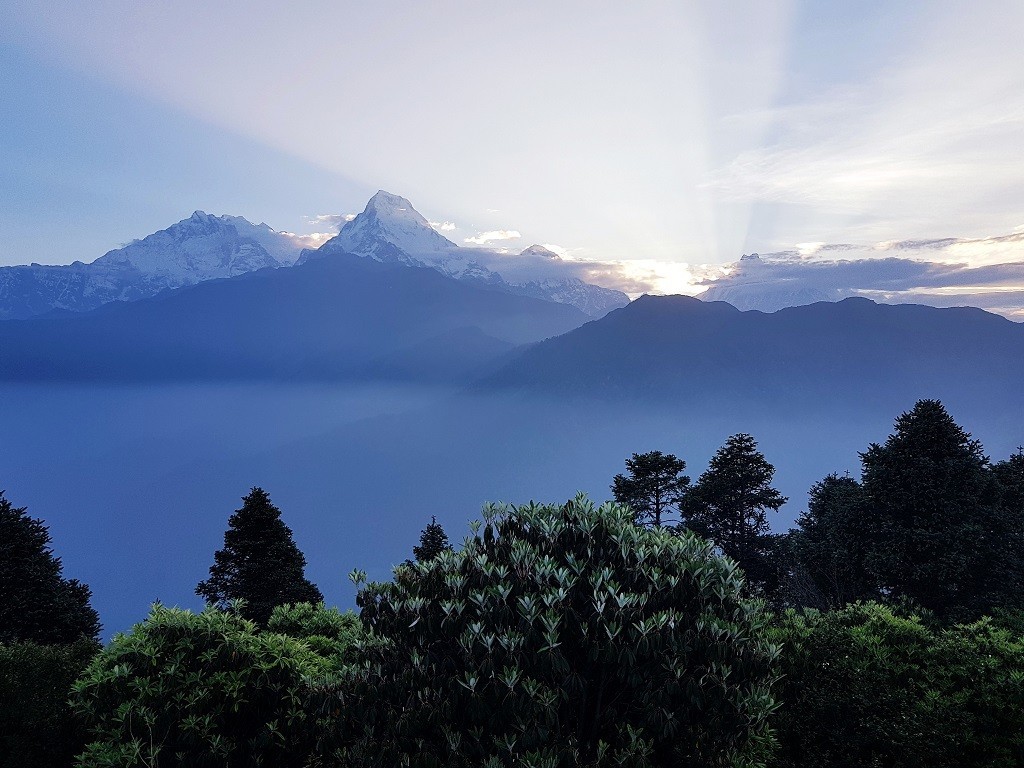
[[72, 604, 359, 768], [267, 601, 364, 673], [683, 434, 787, 596], [0, 490, 100, 644], [611, 451, 689, 528], [337, 495, 780, 768], [196, 487, 323, 625], [0, 638, 100, 768], [771, 602, 1024, 768]]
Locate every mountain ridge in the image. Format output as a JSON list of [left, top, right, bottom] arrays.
[[0, 212, 301, 320]]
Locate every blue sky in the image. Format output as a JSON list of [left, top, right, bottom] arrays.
[[2, 1, 1023, 295]]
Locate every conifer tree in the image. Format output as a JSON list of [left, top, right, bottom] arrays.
[[0, 490, 100, 643], [790, 474, 877, 608], [412, 516, 451, 563], [611, 450, 690, 527], [196, 487, 322, 626], [683, 434, 786, 593], [859, 399, 1019, 617]]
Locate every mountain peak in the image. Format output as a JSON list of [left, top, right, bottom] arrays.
[[520, 244, 560, 260], [321, 190, 458, 261], [366, 190, 418, 214]]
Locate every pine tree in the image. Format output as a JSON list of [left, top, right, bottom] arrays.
[[196, 488, 322, 626], [611, 450, 690, 527], [0, 490, 100, 643], [412, 516, 451, 563], [859, 399, 1018, 617], [790, 474, 877, 608], [683, 434, 787, 594]]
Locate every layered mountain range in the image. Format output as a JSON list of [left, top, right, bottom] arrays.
[[0, 191, 627, 320]]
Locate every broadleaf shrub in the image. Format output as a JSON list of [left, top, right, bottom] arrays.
[[71, 604, 356, 768], [332, 495, 781, 767], [771, 602, 1024, 767]]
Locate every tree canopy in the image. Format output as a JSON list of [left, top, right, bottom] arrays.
[[789, 474, 877, 609], [196, 487, 323, 626], [683, 434, 787, 595], [412, 516, 452, 563], [0, 490, 100, 644], [611, 450, 689, 527], [858, 399, 1022, 618]]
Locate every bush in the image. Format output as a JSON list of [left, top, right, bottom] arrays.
[[267, 602, 364, 673], [771, 602, 1024, 767], [0, 638, 100, 768], [71, 604, 354, 768], [334, 495, 780, 767]]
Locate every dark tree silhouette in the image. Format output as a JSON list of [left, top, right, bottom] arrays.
[[412, 516, 452, 563], [683, 434, 787, 594], [196, 487, 322, 625], [859, 399, 1021, 618], [790, 474, 878, 609], [0, 490, 100, 643], [993, 450, 1024, 516], [611, 450, 690, 527]]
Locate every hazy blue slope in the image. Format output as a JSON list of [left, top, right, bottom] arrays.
[[0, 253, 588, 382], [482, 295, 1024, 414]]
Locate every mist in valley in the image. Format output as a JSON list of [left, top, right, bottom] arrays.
[[3, 381, 1018, 638]]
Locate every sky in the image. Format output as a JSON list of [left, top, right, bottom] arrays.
[[2, 1, 1024, 304]]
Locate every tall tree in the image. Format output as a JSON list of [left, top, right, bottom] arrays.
[[683, 434, 787, 594], [611, 450, 689, 527], [196, 487, 322, 626], [860, 400, 1020, 617], [0, 490, 100, 644], [412, 516, 451, 563], [993, 450, 1024, 515], [790, 474, 878, 609]]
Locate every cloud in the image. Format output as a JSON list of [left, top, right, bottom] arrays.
[[429, 220, 456, 232], [304, 213, 355, 231], [464, 230, 521, 245], [695, 234, 1024, 320], [278, 231, 336, 250]]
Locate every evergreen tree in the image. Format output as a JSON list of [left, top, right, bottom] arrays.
[[611, 450, 689, 527], [683, 434, 787, 594], [790, 474, 878, 609], [993, 450, 1024, 515], [412, 516, 451, 563], [196, 487, 322, 626], [0, 490, 100, 644], [860, 400, 1020, 617]]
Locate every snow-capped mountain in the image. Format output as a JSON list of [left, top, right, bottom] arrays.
[[0, 212, 297, 320], [0, 192, 627, 321], [304, 191, 628, 317], [322, 190, 459, 261]]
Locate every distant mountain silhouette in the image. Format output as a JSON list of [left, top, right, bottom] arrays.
[[482, 295, 1024, 414], [0, 252, 588, 382]]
